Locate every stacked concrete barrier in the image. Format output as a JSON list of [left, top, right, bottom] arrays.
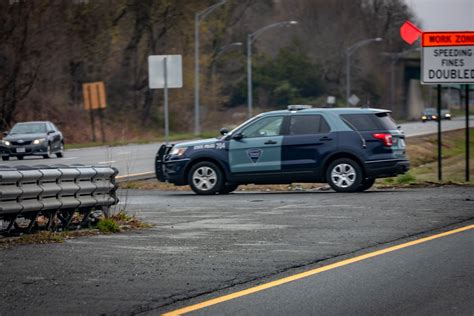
[[0, 164, 118, 235]]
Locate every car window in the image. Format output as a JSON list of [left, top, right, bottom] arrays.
[[340, 113, 397, 131], [288, 115, 330, 135], [10, 123, 47, 134], [241, 116, 283, 138]]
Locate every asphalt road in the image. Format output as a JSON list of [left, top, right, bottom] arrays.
[[181, 227, 474, 316], [1, 186, 473, 315], [2, 116, 472, 180]]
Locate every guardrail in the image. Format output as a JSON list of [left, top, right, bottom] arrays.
[[0, 164, 118, 236]]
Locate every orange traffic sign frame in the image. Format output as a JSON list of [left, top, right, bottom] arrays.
[[422, 31, 474, 47]]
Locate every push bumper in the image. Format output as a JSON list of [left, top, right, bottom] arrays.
[[364, 159, 410, 178], [155, 144, 189, 185]]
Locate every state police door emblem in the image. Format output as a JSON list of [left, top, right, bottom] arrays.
[[246, 149, 262, 164]]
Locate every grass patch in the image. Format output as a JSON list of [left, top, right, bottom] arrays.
[[379, 128, 473, 187], [0, 210, 152, 249], [97, 218, 121, 233]]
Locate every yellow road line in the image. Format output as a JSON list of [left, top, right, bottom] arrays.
[[162, 224, 474, 316]]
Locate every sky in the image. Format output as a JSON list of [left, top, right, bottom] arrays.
[[405, 0, 474, 31]]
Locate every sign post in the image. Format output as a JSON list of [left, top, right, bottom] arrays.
[[420, 31, 474, 181], [402, 22, 473, 182], [82, 81, 107, 143], [466, 84, 470, 182], [148, 55, 183, 144]]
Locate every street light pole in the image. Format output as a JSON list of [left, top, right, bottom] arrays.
[[194, 1, 227, 136], [345, 37, 383, 106], [247, 21, 298, 118]]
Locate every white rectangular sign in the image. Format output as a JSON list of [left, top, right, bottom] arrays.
[[148, 55, 183, 89], [422, 46, 474, 84], [421, 32, 474, 84]]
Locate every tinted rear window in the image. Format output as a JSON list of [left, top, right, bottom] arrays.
[[288, 115, 330, 135], [340, 113, 397, 131]]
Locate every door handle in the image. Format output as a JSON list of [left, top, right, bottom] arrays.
[[264, 140, 277, 145], [320, 136, 332, 141]]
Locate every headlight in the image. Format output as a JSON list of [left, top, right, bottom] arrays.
[[169, 147, 187, 157], [432, 115, 437, 119], [421, 116, 427, 119], [1, 140, 10, 146], [445, 113, 451, 117], [33, 138, 46, 145]]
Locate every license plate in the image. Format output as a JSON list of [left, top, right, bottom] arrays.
[[16, 148, 26, 153], [399, 139, 406, 148]]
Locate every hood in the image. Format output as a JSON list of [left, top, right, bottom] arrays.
[[174, 138, 220, 148], [4, 133, 47, 141]]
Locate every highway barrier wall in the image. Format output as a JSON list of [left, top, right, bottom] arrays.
[[0, 164, 118, 235]]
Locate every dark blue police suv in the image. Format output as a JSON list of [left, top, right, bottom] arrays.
[[155, 106, 409, 194]]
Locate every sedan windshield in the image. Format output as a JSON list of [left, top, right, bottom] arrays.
[[10, 123, 47, 134]]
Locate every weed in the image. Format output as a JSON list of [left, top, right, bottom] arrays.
[[97, 219, 121, 233], [396, 172, 416, 184]]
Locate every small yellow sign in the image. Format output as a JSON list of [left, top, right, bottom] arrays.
[[82, 82, 107, 110]]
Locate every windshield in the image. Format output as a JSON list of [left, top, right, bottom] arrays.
[[423, 108, 436, 115], [10, 123, 47, 134], [225, 114, 264, 137]]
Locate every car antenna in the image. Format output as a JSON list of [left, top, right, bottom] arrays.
[[341, 117, 367, 148]]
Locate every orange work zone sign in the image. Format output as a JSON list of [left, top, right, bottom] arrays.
[[82, 82, 107, 110], [422, 32, 474, 47]]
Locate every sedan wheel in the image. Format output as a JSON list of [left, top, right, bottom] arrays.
[[326, 158, 362, 192], [1, 156, 9, 161], [42, 144, 52, 159], [188, 162, 223, 195], [56, 142, 64, 158]]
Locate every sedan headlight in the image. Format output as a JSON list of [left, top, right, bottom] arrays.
[[421, 115, 427, 120], [445, 113, 451, 117], [33, 138, 46, 145], [169, 147, 187, 157], [1, 140, 10, 146]]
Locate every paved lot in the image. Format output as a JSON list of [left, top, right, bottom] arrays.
[[0, 186, 473, 315]]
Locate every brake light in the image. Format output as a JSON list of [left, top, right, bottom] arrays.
[[372, 133, 393, 146]]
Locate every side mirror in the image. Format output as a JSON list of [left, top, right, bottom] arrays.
[[47, 130, 54, 135], [219, 128, 229, 136], [2, 131, 8, 137], [232, 133, 243, 141]]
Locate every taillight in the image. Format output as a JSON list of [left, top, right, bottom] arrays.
[[372, 133, 393, 146]]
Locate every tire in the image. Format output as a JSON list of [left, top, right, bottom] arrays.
[[56, 142, 64, 158], [43, 144, 52, 159], [2, 156, 9, 161], [17, 155, 24, 160], [188, 161, 224, 195], [219, 183, 239, 195], [357, 177, 375, 192], [326, 158, 363, 193]]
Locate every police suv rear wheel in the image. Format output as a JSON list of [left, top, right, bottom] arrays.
[[219, 184, 239, 194], [357, 177, 375, 192], [188, 161, 224, 195], [326, 158, 362, 192]]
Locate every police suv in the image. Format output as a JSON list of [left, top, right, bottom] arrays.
[[155, 106, 409, 194]]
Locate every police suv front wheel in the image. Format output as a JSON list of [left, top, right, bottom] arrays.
[[188, 161, 224, 195], [326, 158, 362, 193]]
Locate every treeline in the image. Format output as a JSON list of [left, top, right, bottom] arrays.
[[0, 0, 414, 143]]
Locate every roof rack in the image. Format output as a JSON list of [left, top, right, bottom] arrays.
[[287, 105, 312, 111]]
